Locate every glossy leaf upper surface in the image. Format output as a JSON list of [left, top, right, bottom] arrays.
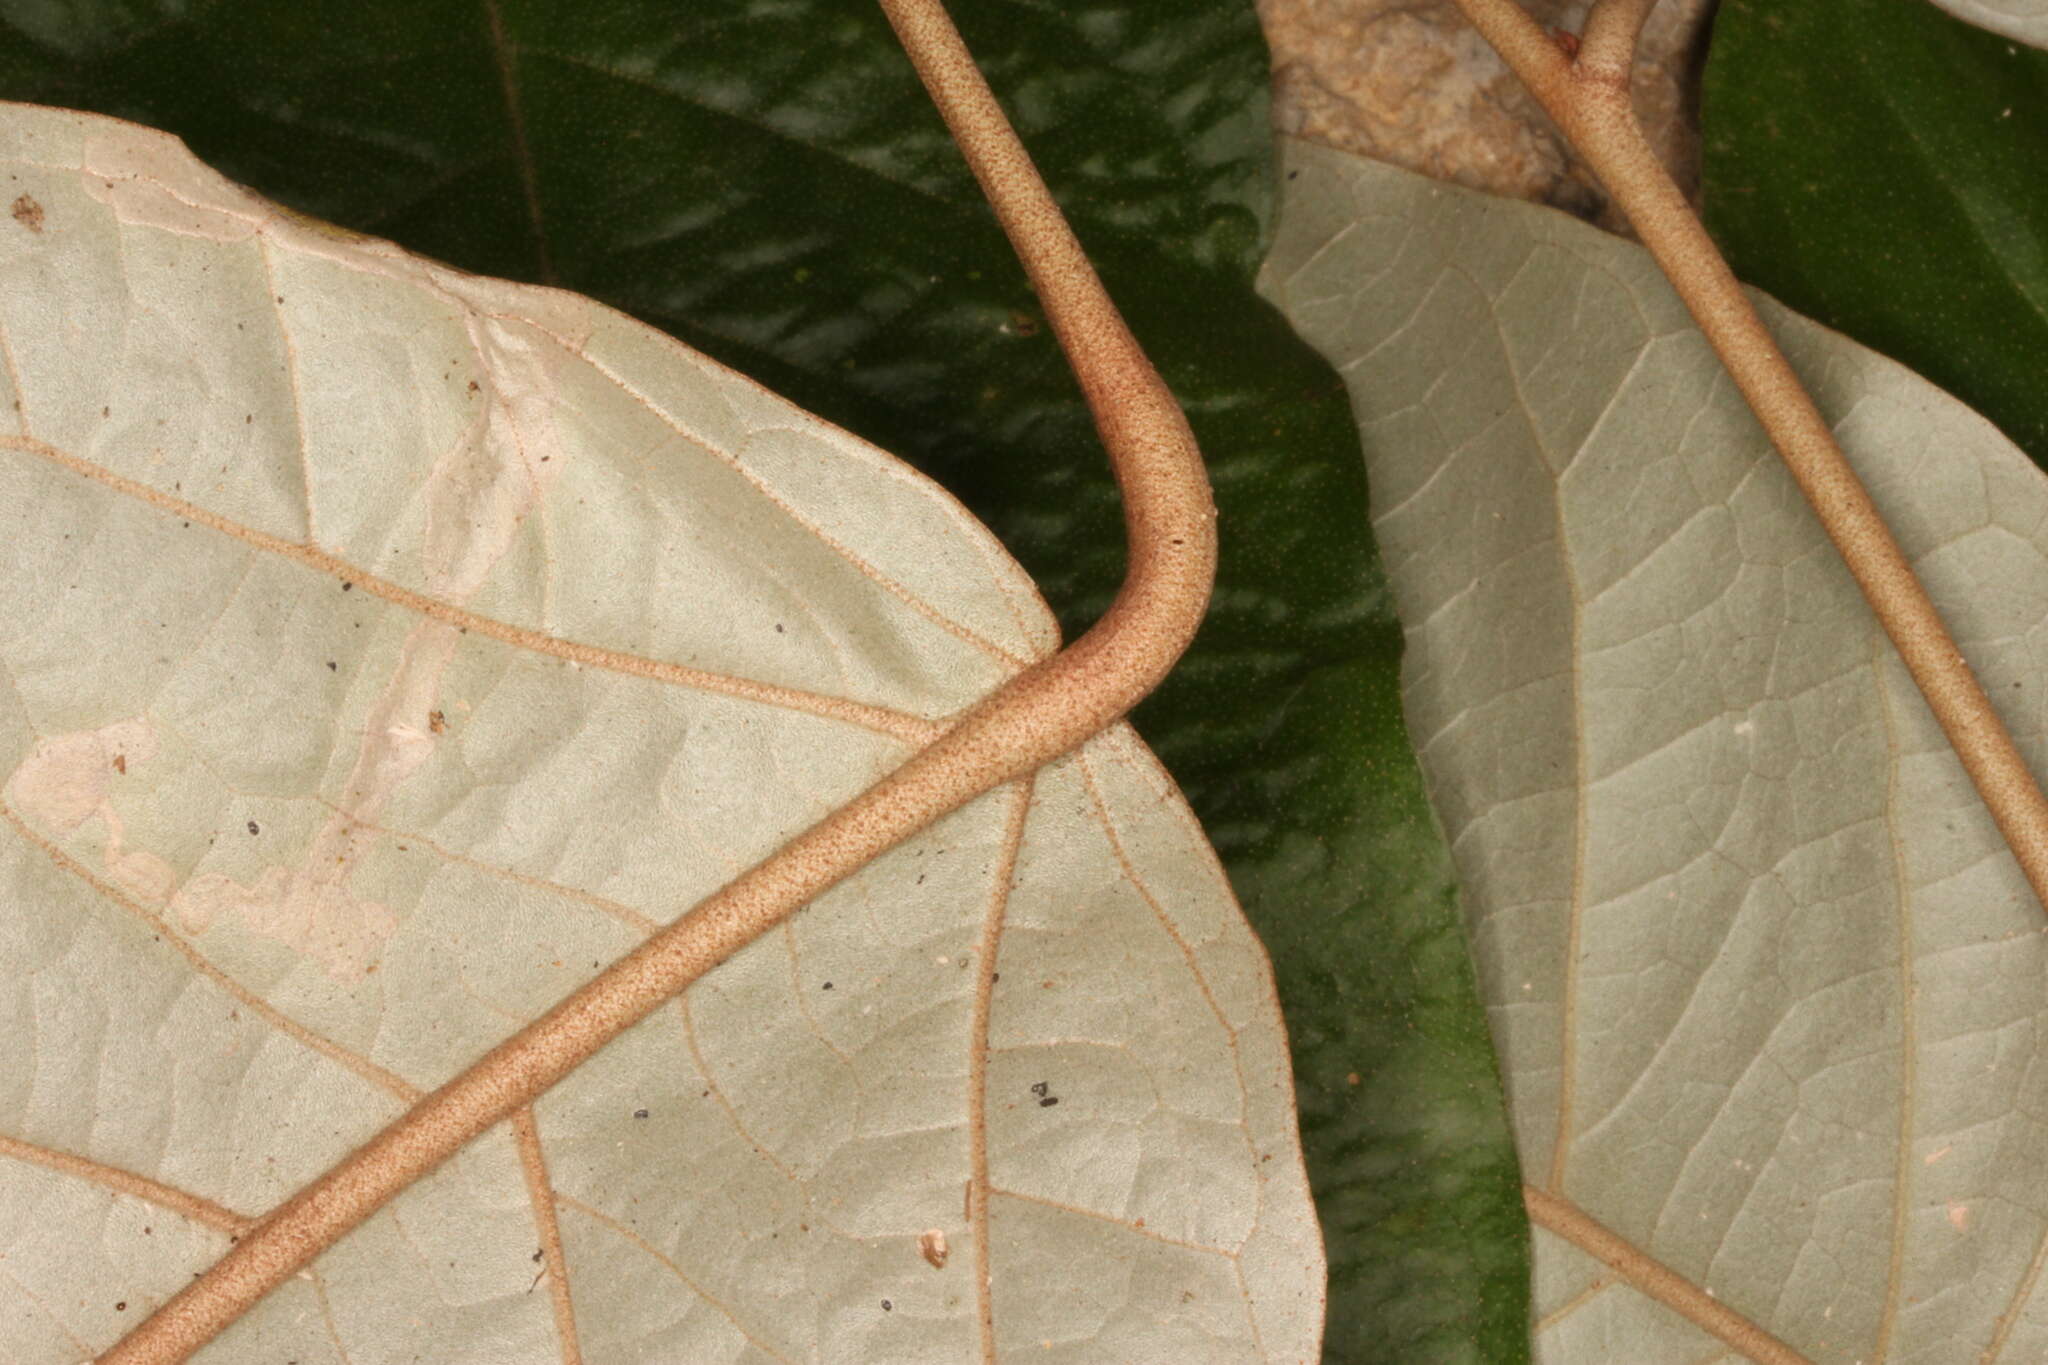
[[1702, 0, 2048, 471]]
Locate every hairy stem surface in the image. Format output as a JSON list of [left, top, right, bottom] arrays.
[[1524, 1188, 1813, 1365], [101, 1, 1215, 1359]]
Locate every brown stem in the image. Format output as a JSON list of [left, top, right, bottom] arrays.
[[100, 1, 1215, 1359], [1576, 0, 1659, 77], [1524, 1187, 1814, 1365], [1451, 0, 2048, 914]]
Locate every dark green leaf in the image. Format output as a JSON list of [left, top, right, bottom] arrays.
[[1702, 0, 2048, 469], [0, 3, 1529, 1356]]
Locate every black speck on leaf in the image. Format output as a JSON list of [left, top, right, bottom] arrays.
[[633, 1109, 649, 1119], [246, 821, 259, 836]]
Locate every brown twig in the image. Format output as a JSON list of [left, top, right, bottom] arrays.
[[99, 1, 1215, 1359], [1524, 1188, 1813, 1365], [1450, 0, 2048, 914], [1575, 0, 1660, 77]]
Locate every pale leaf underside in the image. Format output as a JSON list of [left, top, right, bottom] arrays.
[[1262, 138, 2048, 1363], [0, 105, 1321, 1363], [1926, 0, 2048, 47]]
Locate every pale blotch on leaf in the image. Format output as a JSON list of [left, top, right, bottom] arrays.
[[9, 717, 175, 907]]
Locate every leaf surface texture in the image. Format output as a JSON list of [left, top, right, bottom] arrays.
[[1702, 0, 2048, 473], [1263, 137, 2048, 1363], [0, 105, 1322, 1363], [0, 1, 1533, 1352], [1923, 0, 2048, 46]]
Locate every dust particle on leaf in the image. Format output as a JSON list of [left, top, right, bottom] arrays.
[[247, 821, 259, 836]]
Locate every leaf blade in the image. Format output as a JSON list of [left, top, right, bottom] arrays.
[[3, 4, 1540, 1357], [1265, 134, 2048, 1362], [0, 101, 1322, 1360]]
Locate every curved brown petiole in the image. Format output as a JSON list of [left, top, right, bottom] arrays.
[[1451, 0, 2048, 913], [100, 1, 1215, 1360]]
